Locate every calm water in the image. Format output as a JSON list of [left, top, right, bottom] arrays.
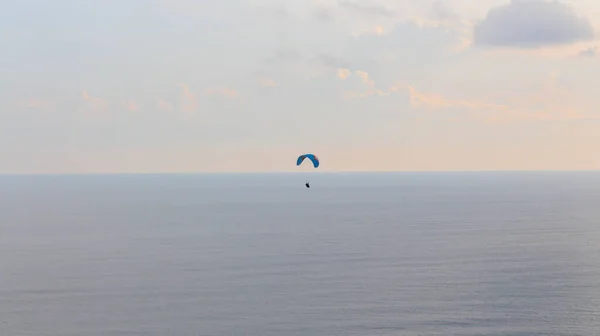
[[1, 172, 600, 335]]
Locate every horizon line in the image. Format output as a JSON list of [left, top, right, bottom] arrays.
[[1, 169, 600, 176]]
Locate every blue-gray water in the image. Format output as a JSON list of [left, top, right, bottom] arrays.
[[2, 172, 600, 335]]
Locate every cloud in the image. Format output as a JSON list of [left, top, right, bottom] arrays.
[[373, 25, 385, 35], [177, 84, 197, 111], [81, 90, 107, 113], [338, 70, 583, 122], [158, 98, 174, 112], [259, 49, 350, 81], [259, 77, 278, 87], [335, 69, 374, 86], [338, 69, 389, 99], [407, 85, 509, 112], [126, 100, 139, 112], [404, 83, 600, 123], [355, 70, 375, 87], [345, 15, 474, 61], [351, 24, 387, 37], [337, 0, 472, 52], [474, 0, 595, 48], [337, 68, 351, 79], [205, 87, 238, 98], [15, 98, 55, 111]]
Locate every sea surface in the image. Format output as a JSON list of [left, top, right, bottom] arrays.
[[1, 172, 600, 335]]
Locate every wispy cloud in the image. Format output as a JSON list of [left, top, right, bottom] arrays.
[[125, 100, 139, 112], [348, 13, 474, 55], [404, 84, 600, 123], [15, 98, 55, 111], [158, 98, 174, 112], [177, 84, 197, 111], [259, 77, 278, 87], [337, 68, 600, 122], [351, 25, 387, 37], [261, 49, 349, 81], [81, 90, 107, 113], [338, 69, 386, 99], [355, 70, 375, 87], [407, 85, 509, 111]]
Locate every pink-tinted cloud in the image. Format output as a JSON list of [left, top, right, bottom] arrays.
[[15, 98, 55, 111], [337, 68, 352, 79], [338, 69, 386, 99], [407, 85, 509, 111], [351, 25, 387, 37], [404, 83, 600, 123], [126, 100, 139, 112], [177, 83, 197, 111], [81, 90, 107, 113], [259, 77, 278, 87], [158, 98, 174, 112], [355, 70, 375, 87]]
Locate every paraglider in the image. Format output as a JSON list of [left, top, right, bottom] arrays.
[[296, 154, 319, 168], [297, 153, 319, 188]]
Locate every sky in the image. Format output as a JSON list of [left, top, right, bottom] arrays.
[[2, 0, 600, 173]]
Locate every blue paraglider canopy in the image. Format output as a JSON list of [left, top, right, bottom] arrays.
[[296, 154, 319, 168]]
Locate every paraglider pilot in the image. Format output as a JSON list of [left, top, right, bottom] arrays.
[[297, 153, 319, 189]]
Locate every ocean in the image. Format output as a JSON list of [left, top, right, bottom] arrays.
[[1, 172, 600, 335]]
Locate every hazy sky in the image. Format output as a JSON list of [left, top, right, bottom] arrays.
[[3, 0, 600, 173]]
